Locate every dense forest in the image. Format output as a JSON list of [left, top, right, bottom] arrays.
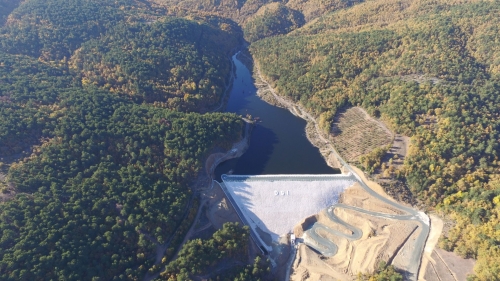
[[154, 0, 363, 24], [250, 0, 500, 279], [71, 18, 241, 110], [0, 0, 255, 279], [243, 3, 304, 42], [1, 0, 129, 60], [0, 0, 22, 26], [1, 87, 243, 279], [160, 223, 269, 280]]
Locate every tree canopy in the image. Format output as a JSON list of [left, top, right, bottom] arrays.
[[71, 18, 241, 109], [0, 0, 246, 279], [159, 222, 270, 281]]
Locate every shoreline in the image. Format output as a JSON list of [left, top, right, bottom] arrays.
[[205, 119, 254, 180], [251, 58, 402, 203], [252, 61, 346, 173]]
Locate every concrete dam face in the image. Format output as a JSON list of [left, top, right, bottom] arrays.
[[220, 174, 355, 251]]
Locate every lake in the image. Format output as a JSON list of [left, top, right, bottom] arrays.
[[214, 53, 338, 180]]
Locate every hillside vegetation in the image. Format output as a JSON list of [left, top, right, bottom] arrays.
[[331, 107, 393, 164], [243, 3, 305, 42], [286, 0, 364, 21], [0, 0, 22, 26], [0, 0, 132, 60], [0, 0, 264, 279], [3, 0, 500, 279], [152, 0, 363, 24], [250, 0, 500, 279], [71, 18, 241, 110], [159, 222, 269, 280]]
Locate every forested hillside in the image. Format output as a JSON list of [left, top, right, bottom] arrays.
[[0, 0, 23, 25], [3, 0, 500, 279], [152, 0, 362, 25], [250, 0, 500, 279], [0, 54, 73, 156], [71, 18, 240, 110], [160, 222, 269, 280], [1, 86, 242, 279], [0, 0, 252, 279], [1, 0, 129, 60], [243, 3, 304, 42]]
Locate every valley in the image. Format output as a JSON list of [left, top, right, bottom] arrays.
[[0, 1, 498, 280]]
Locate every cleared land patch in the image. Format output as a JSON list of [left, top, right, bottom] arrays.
[[331, 107, 393, 162], [291, 175, 427, 280], [424, 248, 475, 281]]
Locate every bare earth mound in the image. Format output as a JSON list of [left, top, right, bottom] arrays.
[[291, 176, 425, 281], [339, 182, 404, 215], [331, 107, 393, 162], [336, 208, 418, 275]]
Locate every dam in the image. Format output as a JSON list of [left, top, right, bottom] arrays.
[[219, 174, 356, 251]]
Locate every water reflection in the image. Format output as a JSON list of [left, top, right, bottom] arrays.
[[214, 53, 338, 180]]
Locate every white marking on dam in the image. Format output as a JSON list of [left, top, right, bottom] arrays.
[[221, 174, 355, 244]]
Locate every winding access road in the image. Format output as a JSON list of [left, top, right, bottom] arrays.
[[304, 178, 429, 280]]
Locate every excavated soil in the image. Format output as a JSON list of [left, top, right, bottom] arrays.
[[339, 182, 405, 215], [290, 180, 420, 281]]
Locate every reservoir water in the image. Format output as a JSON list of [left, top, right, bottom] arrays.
[[214, 53, 339, 179]]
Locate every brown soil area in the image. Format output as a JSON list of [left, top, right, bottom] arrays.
[[292, 244, 348, 281], [292, 204, 419, 280], [206, 183, 241, 229], [289, 157, 423, 280], [419, 214, 443, 280], [423, 248, 475, 281], [339, 182, 404, 215], [350, 166, 397, 203], [294, 211, 354, 238], [336, 208, 418, 274]]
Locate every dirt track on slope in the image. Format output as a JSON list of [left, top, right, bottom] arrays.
[[291, 181, 420, 280]]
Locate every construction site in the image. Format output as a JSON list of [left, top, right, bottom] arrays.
[[188, 53, 475, 281], [215, 170, 430, 281]]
